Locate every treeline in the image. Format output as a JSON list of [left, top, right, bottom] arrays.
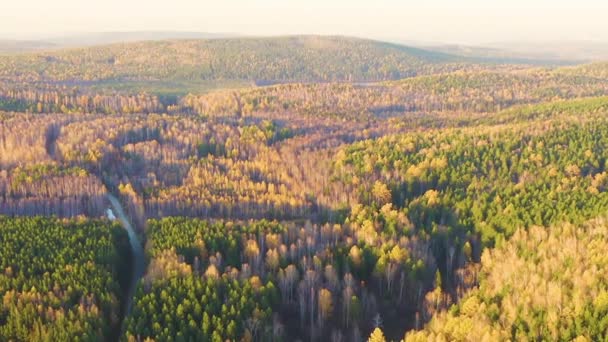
[[0, 164, 106, 217], [0, 216, 130, 340], [180, 69, 608, 120], [0, 83, 163, 114]]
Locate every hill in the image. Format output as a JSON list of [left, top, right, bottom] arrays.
[[0, 36, 465, 87]]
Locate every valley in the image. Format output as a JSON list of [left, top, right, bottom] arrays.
[[1, 35, 608, 341]]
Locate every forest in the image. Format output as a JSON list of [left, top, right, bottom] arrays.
[[0, 216, 129, 340], [2, 35, 608, 341]]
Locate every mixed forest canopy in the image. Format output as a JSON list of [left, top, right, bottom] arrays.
[[1, 34, 608, 341]]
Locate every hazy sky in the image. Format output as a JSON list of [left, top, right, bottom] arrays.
[[2, 0, 608, 44]]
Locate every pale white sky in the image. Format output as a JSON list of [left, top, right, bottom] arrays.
[[1, 0, 608, 44]]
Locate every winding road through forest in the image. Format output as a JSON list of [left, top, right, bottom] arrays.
[[107, 194, 145, 332]]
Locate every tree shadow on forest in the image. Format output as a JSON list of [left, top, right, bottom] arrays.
[[389, 177, 475, 300], [143, 198, 349, 224]]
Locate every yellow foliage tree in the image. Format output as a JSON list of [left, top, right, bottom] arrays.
[[368, 328, 387, 342]]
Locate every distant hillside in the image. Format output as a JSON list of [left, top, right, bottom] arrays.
[[417, 43, 578, 66], [0, 40, 58, 54], [487, 40, 608, 62], [0, 32, 237, 54], [45, 31, 239, 47], [0, 36, 466, 86]]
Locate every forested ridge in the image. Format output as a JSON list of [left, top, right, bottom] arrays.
[[0, 36, 458, 84], [2, 36, 608, 341]]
